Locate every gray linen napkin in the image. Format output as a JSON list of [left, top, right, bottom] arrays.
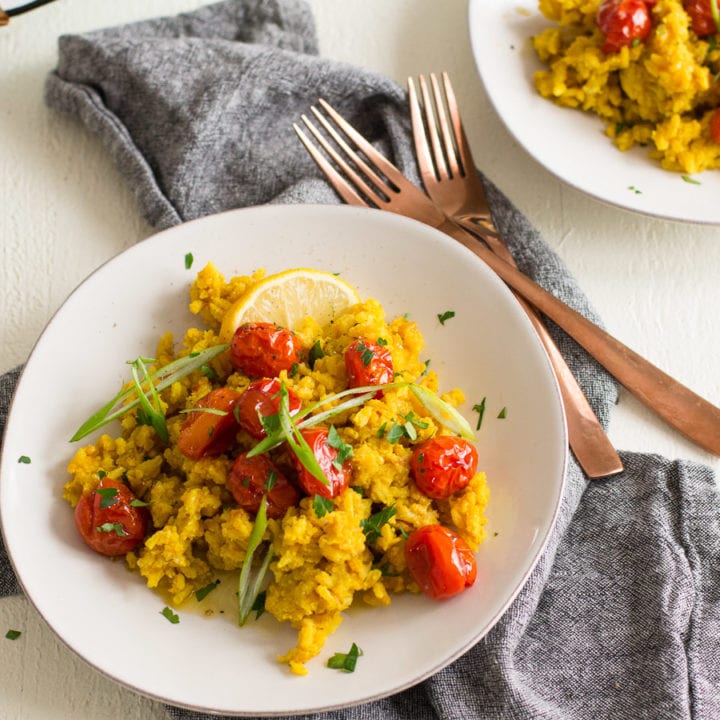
[[0, 1, 718, 717]]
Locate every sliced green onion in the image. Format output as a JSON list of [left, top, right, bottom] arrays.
[[409, 385, 475, 440], [130, 357, 168, 442], [278, 383, 328, 486], [712, 0, 720, 35], [238, 497, 273, 626], [70, 344, 229, 442], [327, 642, 363, 672]]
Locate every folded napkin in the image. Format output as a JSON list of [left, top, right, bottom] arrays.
[[0, 1, 718, 717]]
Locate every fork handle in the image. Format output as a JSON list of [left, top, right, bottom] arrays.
[[457, 217, 623, 478], [496, 262, 623, 477], [439, 219, 720, 457]]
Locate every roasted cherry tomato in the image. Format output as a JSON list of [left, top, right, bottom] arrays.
[[597, 0, 653, 54], [684, 0, 717, 36], [410, 436, 478, 499], [74, 478, 148, 557], [230, 322, 303, 378], [177, 388, 242, 460], [291, 426, 351, 499], [711, 109, 720, 143], [344, 338, 394, 390], [404, 525, 477, 600], [227, 452, 300, 519], [234, 378, 303, 439]]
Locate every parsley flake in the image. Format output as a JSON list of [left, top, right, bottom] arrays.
[[328, 642, 363, 672], [361, 505, 397, 543], [308, 340, 325, 369], [195, 580, 220, 602], [96, 522, 127, 537], [184, 252, 194, 269], [497, 406, 508, 419], [313, 494, 334, 518], [5, 629, 21, 640], [437, 310, 455, 325], [472, 398, 487, 430], [95, 486, 119, 509], [161, 606, 180, 624], [327, 425, 353, 468], [17, 455, 31, 464]]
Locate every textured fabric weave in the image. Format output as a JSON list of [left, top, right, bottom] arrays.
[[0, 1, 718, 718]]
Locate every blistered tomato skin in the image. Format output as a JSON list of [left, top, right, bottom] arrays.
[[74, 478, 148, 557], [404, 525, 477, 600], [230, 322, 303, 378], [292, 427, 351, 499], [235, 378, 303, 439], [597, 0, 653, 54], [711, 109, 720, 143], [410, 436, 478, 499], [227, 452, 300, 519], [684, 0, 717, 36], [344, 339, 394, 390], [177, 388, 242, 460]]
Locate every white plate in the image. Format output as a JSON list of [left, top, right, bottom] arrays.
[[0, 205, 566, 716], [469, 0, 720, 224]]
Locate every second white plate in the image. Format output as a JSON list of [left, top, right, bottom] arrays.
[[469, 0, 720, 224]]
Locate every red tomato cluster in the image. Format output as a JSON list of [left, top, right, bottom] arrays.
[[77, 323, 481, 603]]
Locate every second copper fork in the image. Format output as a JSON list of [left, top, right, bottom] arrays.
[[292, 100, 720, 457], [407, 72, 623, 479]]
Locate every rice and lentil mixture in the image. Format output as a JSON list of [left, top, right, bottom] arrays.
[[63, 264, 490, 675], [532, 0, 720, 172]]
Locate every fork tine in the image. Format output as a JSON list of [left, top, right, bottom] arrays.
[[408, 77, 438, 184], [440, 71, 472, 181], [317, 99, 411, 190], [309, 106, 390, 196], [298, 112, 386, 207], [428, 73, 461, 179], [293, 122, 367, 207], [418, 75, 449, 180]]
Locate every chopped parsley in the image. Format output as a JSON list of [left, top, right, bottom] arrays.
[[195, 580, 220, 602], [327, 642, 363, 672], [161, 606, 180, 624], [356, 342, 374, 367], [472, 398, 487, 430], [497, 406, 508, 419], [437, 310, 455, 325], [95, 486, 119, 509], [96, 522, 127, 536], [313, 494, 334, 518], [5, 629, 21, 640], [17, 455, 31, 464], [628, 185, 642, 195], [308, 340, 325, 369], [361, 505, 397, 543], [184, 252, 194, 269], [327, 425, 353, 468]]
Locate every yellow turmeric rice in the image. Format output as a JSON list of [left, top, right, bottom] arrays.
[[64, 264, 490, 675], [533, 0, 720, 172]]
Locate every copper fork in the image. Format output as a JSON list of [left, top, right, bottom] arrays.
[[292, 100, 720, 457], [407, 73, 622, 478]]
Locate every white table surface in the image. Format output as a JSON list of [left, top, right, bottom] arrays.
[[1, 1, 719, 718]]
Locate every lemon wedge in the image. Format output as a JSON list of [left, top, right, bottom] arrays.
[[219, 268, 361, 342]]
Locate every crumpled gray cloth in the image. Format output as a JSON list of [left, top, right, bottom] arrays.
[[0, 0, 717, 718]]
